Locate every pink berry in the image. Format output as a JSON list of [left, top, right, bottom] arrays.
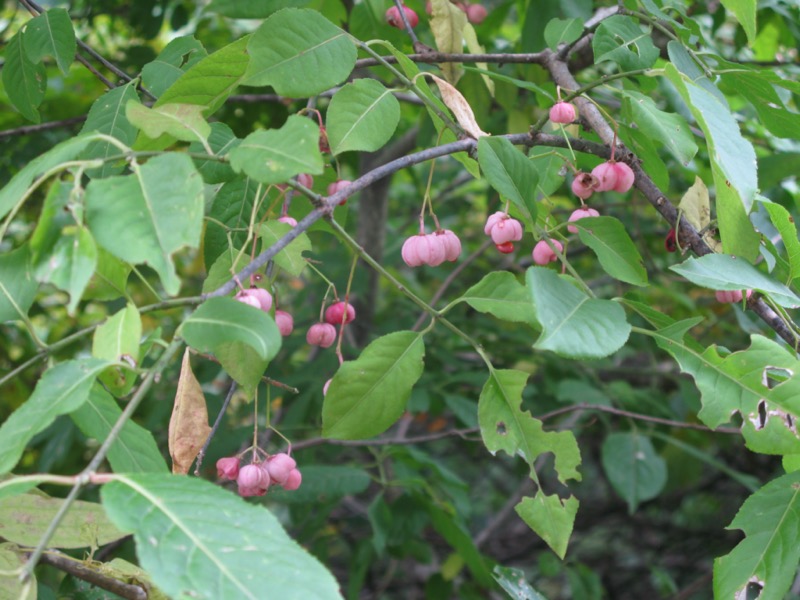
[[532, 239, 563, 265], [275, 310, 294, 336], [591, 161, 618, 192], [325, 301, 356, 326], [567, 207, 600, 234], [234, 292, 261, 309], [386, 5, 419, 28], [266, 453, 296, 485], [247, 287, 273, 312], [549, 101, 576, 124], [489, 217, 523, 245], [466, 3, 487, 24], [216, 456, 240, 481], [484, 211, 508, 236], [282, 468, 302, 491], [571, 172, 599, 200], [716, 289, 752, 303], [611, 161, 635, 193], [237, 485, 265, 497], [496, 241, 515, 254], [438, 229, 462, 262], [296, 173, 313, 189], [278, 215, 298, 227], [237, 464, 267, 490], [327, 180, 352, 205], [401, 233, 446, 268], [307, 322, 337, 348]]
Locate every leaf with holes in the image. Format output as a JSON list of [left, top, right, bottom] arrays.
[[100, 474, 342, 599], [141, 35, 207, 98], [544, 18, 584, 50]]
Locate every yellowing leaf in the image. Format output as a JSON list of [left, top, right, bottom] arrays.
[[678, 176, 722, 252], [462, 23, 494, 96], [428, 74, 488, 139], [168, 349, 211, 474], [429, 0, 467, 84]]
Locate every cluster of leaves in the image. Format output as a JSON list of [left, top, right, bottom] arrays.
[[1, 0, 800, 598]]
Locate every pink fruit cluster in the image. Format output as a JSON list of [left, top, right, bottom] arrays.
[[216, 452, 302, 497], [306, 301, 357, 348], [402, 230, 461, 267], [571, 160, 635, 201], [716, 289, 753, 303], [484, 212, 523, 254], [327, 179, 351, 205], [386, 4, 419, 28]]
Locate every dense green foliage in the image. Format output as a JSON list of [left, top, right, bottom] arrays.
[[1, 0, 800, 598]]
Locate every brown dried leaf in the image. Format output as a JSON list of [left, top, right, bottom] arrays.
[[429, 74, 489, 139], [429, 0, 467, 84], [168, 349, 211, 474]]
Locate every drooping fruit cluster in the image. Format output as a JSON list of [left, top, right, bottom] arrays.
[[216, 452, 302, 497], [401, 230, 461, 267], [386, 4, 419, 28]]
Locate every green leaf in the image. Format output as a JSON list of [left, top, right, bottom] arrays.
[[0, 543, 35, 600], [84, 246, 131, 301], [179, 297, 282, 361], [0, 358, 110, 474], [0, 494, 126, 548], [527, 268, 631, 359], [714, 471, 800, 600], [101, 474, 342, 599], [258, 221, 311, 277], [760, 200, 800, 282], [477, 137, 539, 224], [670, 254, 800, 308], [573, 216, 648, 286], [529, 146, 569, 197], [458, 271, 538, 326], [720, 71, 800, 140], [758, 153, 800, 190], [493, 566, 548, 600], [33, 225, 97, 315], [617, 124, 670, 190], [201, 249, 250, 294], [327, 79, 400, 155], [228, 115, 323, 185], [126, 101, 211, 145], [92, 303, 141, 396], [157, 35, 250, 117], [215, 341, 269, 398], [245, 8, 356, 97], [71, 386, 168, 473], [593, 16, 659, 71], [428, 504, 494, 587], [322, 331, 425, 439], [191, 122, 240, 184], [544, 18, 584, 50], [601, 432, 667, 513], [666, 41, 726, 105], [85, 153, 205, 296], [22, 8, 76, 74], [206, 0, 309, 19], [141, 35, 207, 98], [620, 90, 698, 165], [0, 246, 38, 324], [654, 331, 800, 455], [2, 32, 46, 122], [720, 0, 757, 45], [478, 369, 581, 557], [79, 82, 141, 178], [203, 177, 263, 268]]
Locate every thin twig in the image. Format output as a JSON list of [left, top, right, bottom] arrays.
[[0, 116, 86, 138], [194, 382, 237, 475]]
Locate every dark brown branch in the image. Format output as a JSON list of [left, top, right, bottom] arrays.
[[0, 116, 87, 139], [355, 51, 548, 69], [37, 552, 147, 600]]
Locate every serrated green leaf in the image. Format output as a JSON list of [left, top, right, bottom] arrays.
[[593, 16, 659, 71], [720, 0, 757, 45], [601, 432, 667, 513], [544, 18, 584, 50], [141, 35, 207, 98], [322, 331, 425, 439], [71, 386, 168, 473], [84, 246, 131, 301], [229, 115, 323, 185], [0, 246, 38, 324], [573, 216, 648, 286], [179, 297, 281, 361], [33, 225, 97, 315], [459, 271, 538, 326], [760, 200, 800, 283], [478, 137, 539, 224], [670, 254, 800, 308], [714, 471, 800, 600], [258, 221, 311, 277], [206, 0, 309, 18], [721, 71, 800, 139], [127, 101, 211, 145], [85, 153, 204, 295], [515, 492, 579, 560], [245, 8, 356, 97], [22, 8, 76, 74], [101, 474, 342, 599], [2, 32, 46, 122], [0, 358, 111, 474], [527, 268, 631, 359], [327, 79, 400, 155], [620, 90, 698, 165]]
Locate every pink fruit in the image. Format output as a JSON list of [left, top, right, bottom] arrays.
[[571, 172, 599, 200], [484, 211, 508, 236], [282, 468, 302, 491], [611, 161, 635, 193], [216, 456, 240, 481], [237, 464, 267, 490], [466, 3, 487, 24], [325, 301, 356, 326], [307, 322, 337, 348], [567, 207, 600, 234], [716, 289, 752, 303], [296, 173, 314, 188], [237, 485, 265, 497], [489, 217, 523, 245], [532, 239, 563, 265], [327, 179, 352, 205], [591, 161, 618, 192], [496, 241, 515, 254], [266, 453, 296, 485], [549, 101, 576, 124], [665, 228, 677, 252], [401, 233, 447, 267], [278, 216, 298, 227], [386, 5, 419, 28], [234, 292, 261, 309], [248, 287, 273, 312], [275, 310, 294, 336], [438, 229, 462, 262]]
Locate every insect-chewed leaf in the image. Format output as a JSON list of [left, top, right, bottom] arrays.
[[168, 349, 211, 474]]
